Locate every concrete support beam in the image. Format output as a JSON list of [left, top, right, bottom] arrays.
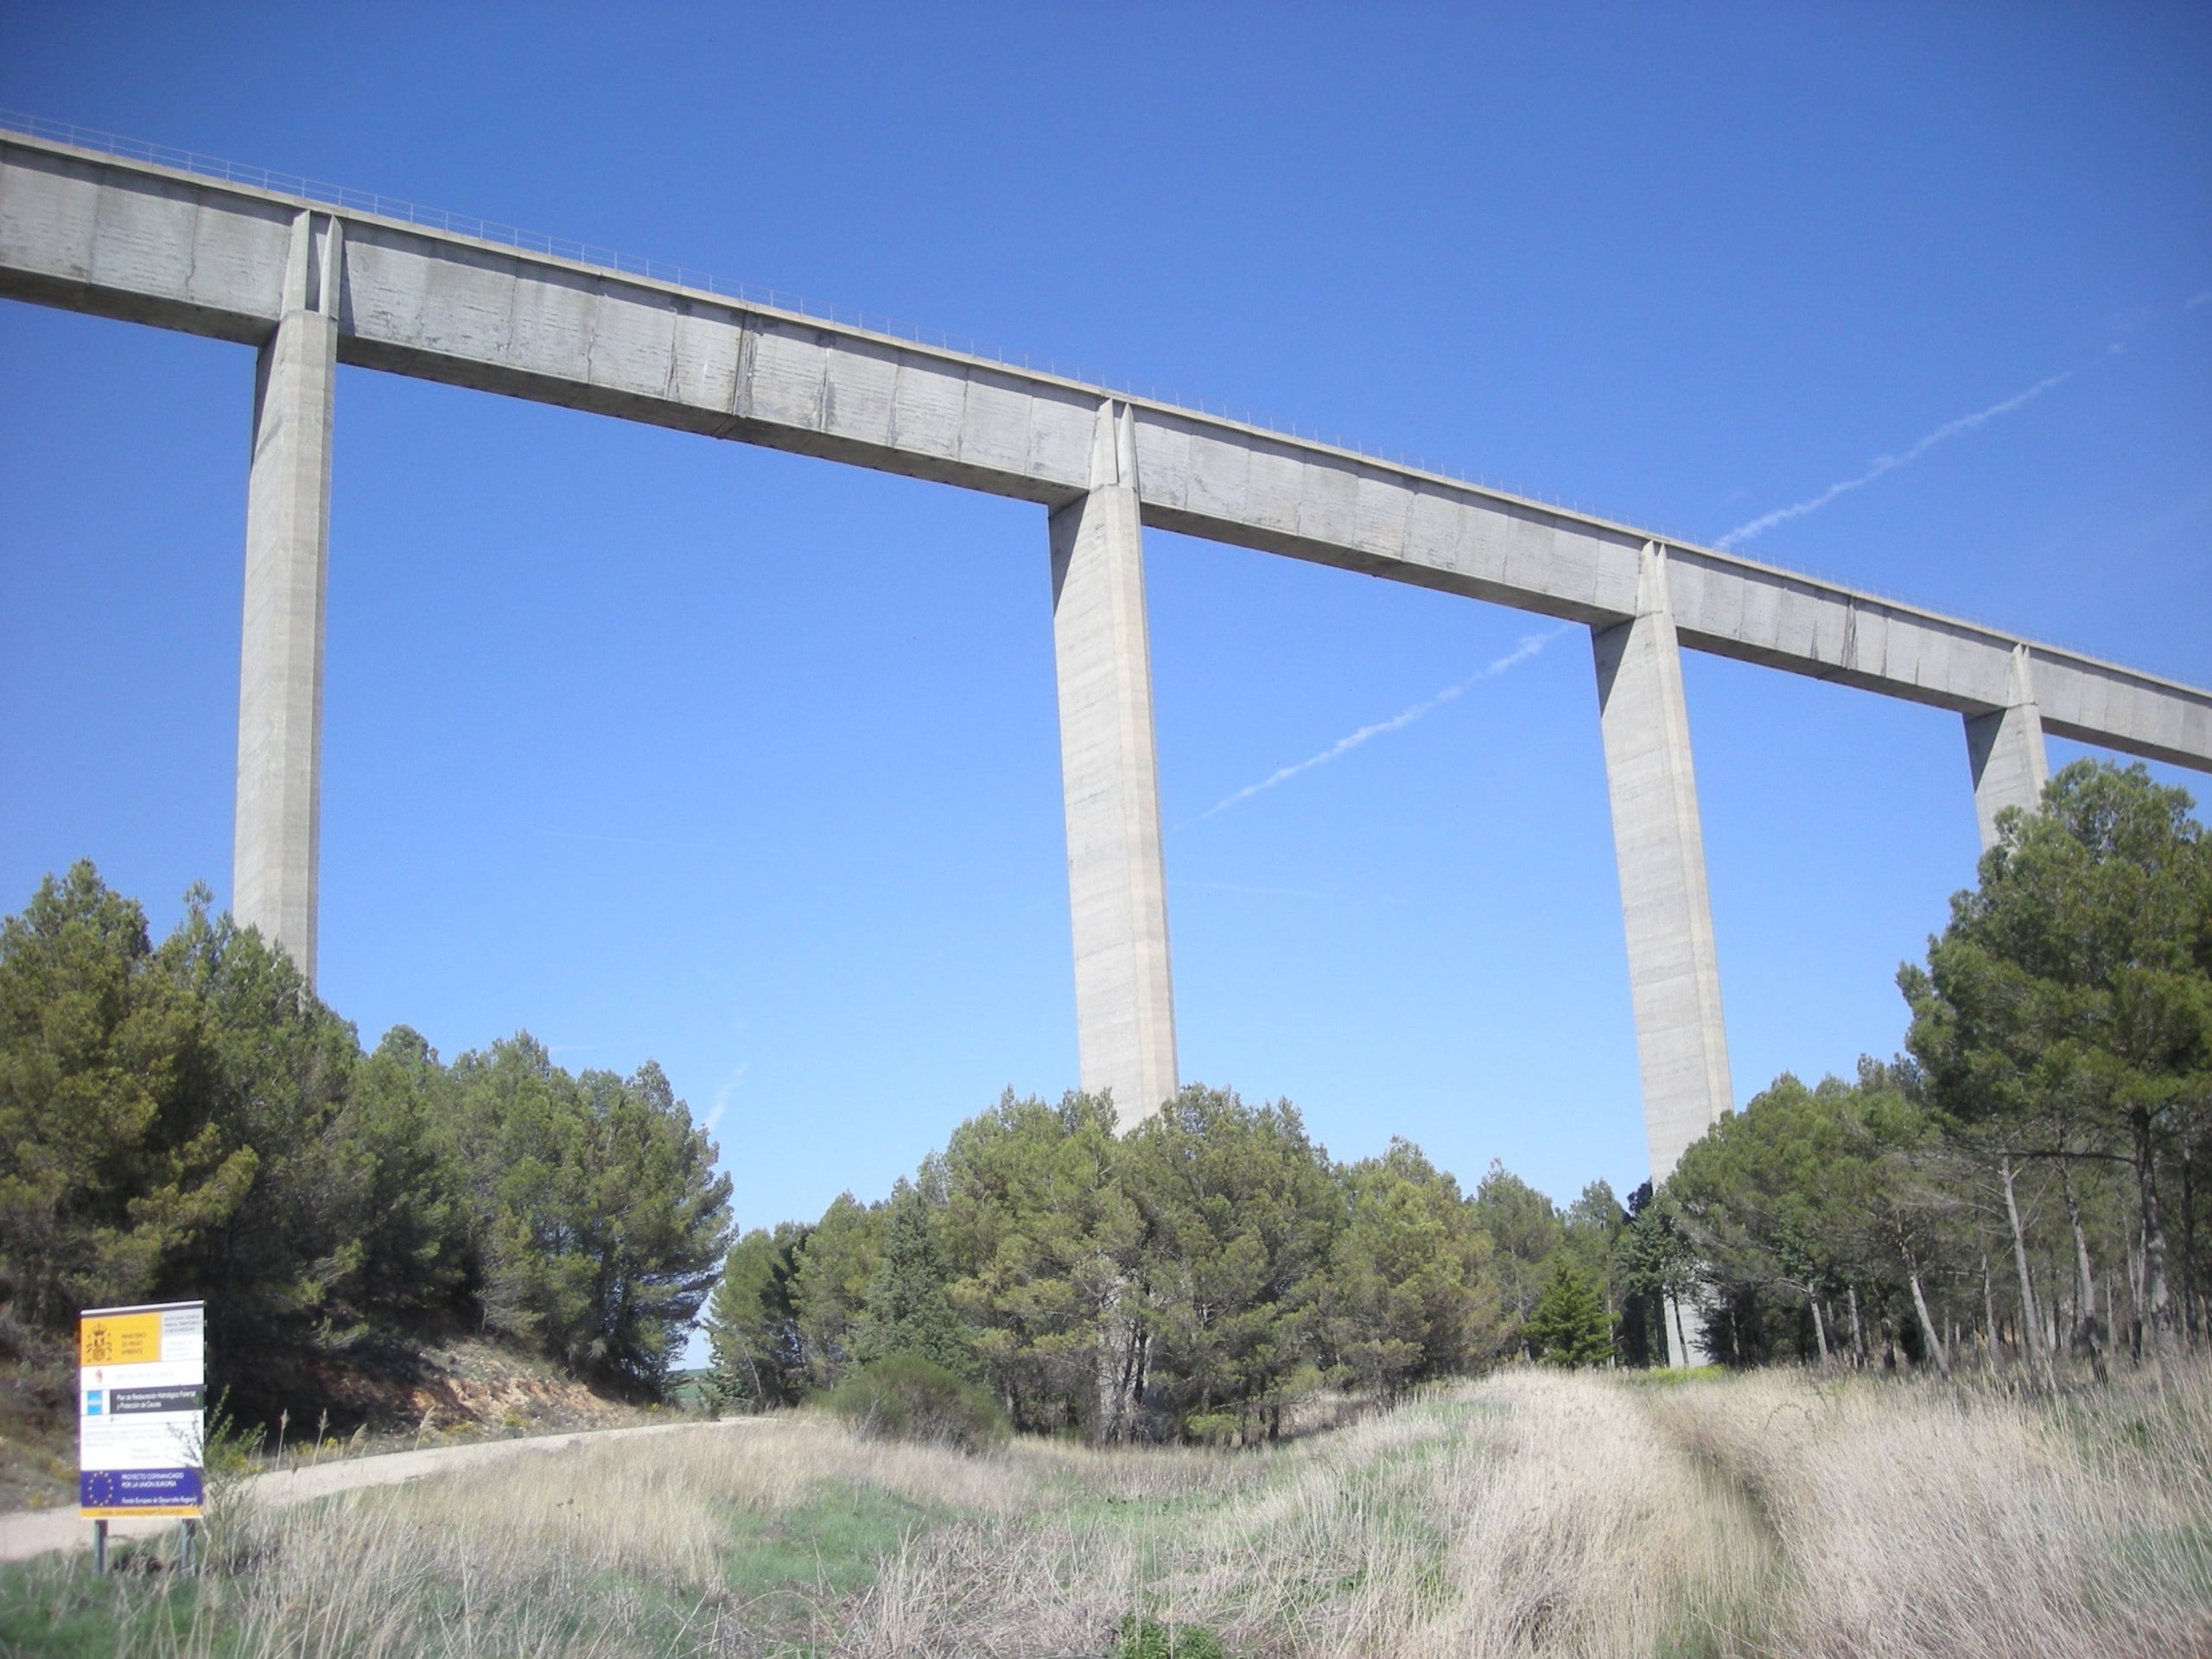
[[232, 211, 338, 985], [1592, 543, 1733, 1367], [1592, 543, 1733, 1185], [1050, 401, 1178, 1129], [1964, 645, 2050, 853]]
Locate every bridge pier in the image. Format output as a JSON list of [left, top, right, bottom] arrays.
[[1965, 645, 2049, 853], [232, 212, 340, 988], [1592, 543, 1732, 1365], [1049, 400, 1179, 1130]]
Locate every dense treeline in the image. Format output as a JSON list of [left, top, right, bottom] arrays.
[[1656, 761, 2212, 1371], [0, 863, 732, 1415], [709, 760, 2212, 1432], [708, 1090, 1632, 1442], [15, 758, 2177, 1445]]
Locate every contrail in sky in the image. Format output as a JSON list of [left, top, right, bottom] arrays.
[[1184, 627, 1568, 828], [1716, 371, 2072, 550]]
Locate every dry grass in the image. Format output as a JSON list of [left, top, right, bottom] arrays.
[[361, 1415, 1039, 1587], [1648, 1361, 2212, 1659], [839, 1370, 1771, 1658], [16, 1360, 2204, 1657]]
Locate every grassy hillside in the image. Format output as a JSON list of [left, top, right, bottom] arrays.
[[6, 1360, 2209, 1657]]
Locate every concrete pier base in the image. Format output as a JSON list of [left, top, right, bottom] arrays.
[[1592, 543, 1732, 1363], [233, 212, 340, 986], [1663, 1294, 1701, 1373], [1049, 401, 1178, 1129], [1965, 645, 2049, 853]]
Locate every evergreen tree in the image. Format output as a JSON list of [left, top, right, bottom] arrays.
[[1522, 1260, 1611, 1367], [853, 1183, 972, 1376], [1325, 1139, 1495, 1398], [448, 1040, 734, 1390], [1473, 1160, 1564, 1353], [791, 1192, 884, 1388], [338, 1026, 467, 1316], [1, 866, 732, 1413], [705, 1224, 805, 1410], [1668, 1073, 1871, 1366], [0, 865, 254, 1333], [1903, 760, 2212, 1355], [935, 1089, 1136, 1433], [156, 886, 364, 1372], [1122, 1085, 1341, 1442], [1611, 1182, 1683, 1367]]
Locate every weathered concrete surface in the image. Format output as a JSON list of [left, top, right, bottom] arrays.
[[1594, 544, 1732, 1368], [4, 133, 2208, 776], [232, 210, 338, 985], [1965, 645, 2050, 853], [1051, 403, 1178, 1128], [1592, 546, 1733, 1188]]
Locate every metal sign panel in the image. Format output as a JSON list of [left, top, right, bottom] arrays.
[[79, 1300, 205, 1518]]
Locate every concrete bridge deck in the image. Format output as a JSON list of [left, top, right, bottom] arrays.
[[3, 130, 2203, 770]]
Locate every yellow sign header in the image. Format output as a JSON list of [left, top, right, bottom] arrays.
[[79, 1504, 200, 1519], [79, 1312, 161, 1367]]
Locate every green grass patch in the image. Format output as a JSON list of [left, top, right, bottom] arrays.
[[721, 1480, 941, 1604], [1116, 1611, 1233, 1657], [0, 1549, 203, 1659], [1616, 1365, 1738, 1390], [2107, 1522, 2212, 1608]]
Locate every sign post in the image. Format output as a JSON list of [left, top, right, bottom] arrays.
[[79, 1300, 205, 1573]]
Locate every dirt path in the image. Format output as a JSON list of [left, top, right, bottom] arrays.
[[0, 1416, 770, 1564]]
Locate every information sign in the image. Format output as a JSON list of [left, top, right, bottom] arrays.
[[79, 1300, 204, 1518]]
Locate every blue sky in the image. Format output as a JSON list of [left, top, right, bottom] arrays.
[[3, 3, 2209, 1243]]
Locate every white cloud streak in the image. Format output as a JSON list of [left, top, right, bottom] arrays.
[[1717, 372, 2072, 550], [1183, 627, 1567, 828], [711, 1061, 751, 1118]]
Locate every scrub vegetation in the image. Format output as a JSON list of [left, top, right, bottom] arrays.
[[4, 1360, 2209, 1657]]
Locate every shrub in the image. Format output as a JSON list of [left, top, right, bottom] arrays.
[[1118, 1613, 1231, 1658], [822, 1351, 1008, 1451]]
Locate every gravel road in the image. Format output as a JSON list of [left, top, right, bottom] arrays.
[[0, 1416, 765, 1564]]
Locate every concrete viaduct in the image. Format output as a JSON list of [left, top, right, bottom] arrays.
[[7, 124, 2211, 1214]]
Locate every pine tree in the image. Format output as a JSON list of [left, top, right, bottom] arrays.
[[935, 1089, 1135, 1435], [705, 1224, 805, 1411], [853, 1184, 973, 1376], [1121, 1085, 1342, 1442], [1325, 1138, 1496, 1399], [1522, 1260, 1612, 1367]]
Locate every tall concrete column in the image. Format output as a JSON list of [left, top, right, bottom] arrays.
[[233, 212, 340, 986], [1050, 400, 1178, 1130], [1964, 645, 2048, 853], [1592, 543, 1732, 1365]]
